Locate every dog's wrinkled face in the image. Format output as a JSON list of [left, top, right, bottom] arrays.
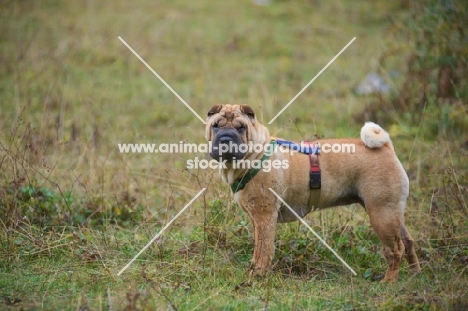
[[206, 104, 256, 162]]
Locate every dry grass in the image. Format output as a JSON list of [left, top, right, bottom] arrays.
[[1, 0, 467, 310]]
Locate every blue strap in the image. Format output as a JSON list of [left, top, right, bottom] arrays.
[[275, 139, 320, 155]]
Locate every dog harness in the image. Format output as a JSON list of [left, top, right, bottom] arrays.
[[230, 139, 321, 193], [275, 139, 321, 190], [231, 140, 276, 193]]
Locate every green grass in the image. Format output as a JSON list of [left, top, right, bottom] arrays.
[[1, 0, 468, 310]]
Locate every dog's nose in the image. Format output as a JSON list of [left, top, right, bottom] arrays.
[[219, 136, 233, 143]]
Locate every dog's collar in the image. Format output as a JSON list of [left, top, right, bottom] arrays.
[[231, 140, 276, 194]]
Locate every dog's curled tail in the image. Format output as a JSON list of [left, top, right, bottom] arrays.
[[360, 122, 393, 150]]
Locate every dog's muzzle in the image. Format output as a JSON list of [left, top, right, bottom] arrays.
[[210, 129, 247, 162]]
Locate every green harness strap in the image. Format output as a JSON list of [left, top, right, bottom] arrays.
[[231, 141, 276, 193]]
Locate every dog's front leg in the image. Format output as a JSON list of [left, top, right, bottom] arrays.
[[249, 207, 278, 276]]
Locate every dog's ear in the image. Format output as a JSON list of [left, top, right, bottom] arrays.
[[206, 104, 222, 142], [240, 105, 255, 119], [207, 104, 222, 117]]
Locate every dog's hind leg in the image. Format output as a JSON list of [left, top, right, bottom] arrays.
[[400, 224, 421, 274], [367, 206, 406, 283]]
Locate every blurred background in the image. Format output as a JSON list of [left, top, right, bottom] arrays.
[[1, 0, 467, 309]]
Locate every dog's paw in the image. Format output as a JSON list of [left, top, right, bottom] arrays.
[[380, 274, 399, 283], [408, 263, 422, 275]]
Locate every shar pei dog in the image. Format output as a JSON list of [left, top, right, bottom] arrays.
[[205, 104, 420, 282]]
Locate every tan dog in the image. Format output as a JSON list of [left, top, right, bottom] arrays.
[[206, 104, 420, 282]]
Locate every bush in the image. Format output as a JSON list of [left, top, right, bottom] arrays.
[[356, 0, 468, 139], [408, 0, 468, 100]]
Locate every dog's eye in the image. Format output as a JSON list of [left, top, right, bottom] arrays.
[[237, 124, 246, 132]]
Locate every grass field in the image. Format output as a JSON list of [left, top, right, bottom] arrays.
[[1, 0, 467, 310]]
